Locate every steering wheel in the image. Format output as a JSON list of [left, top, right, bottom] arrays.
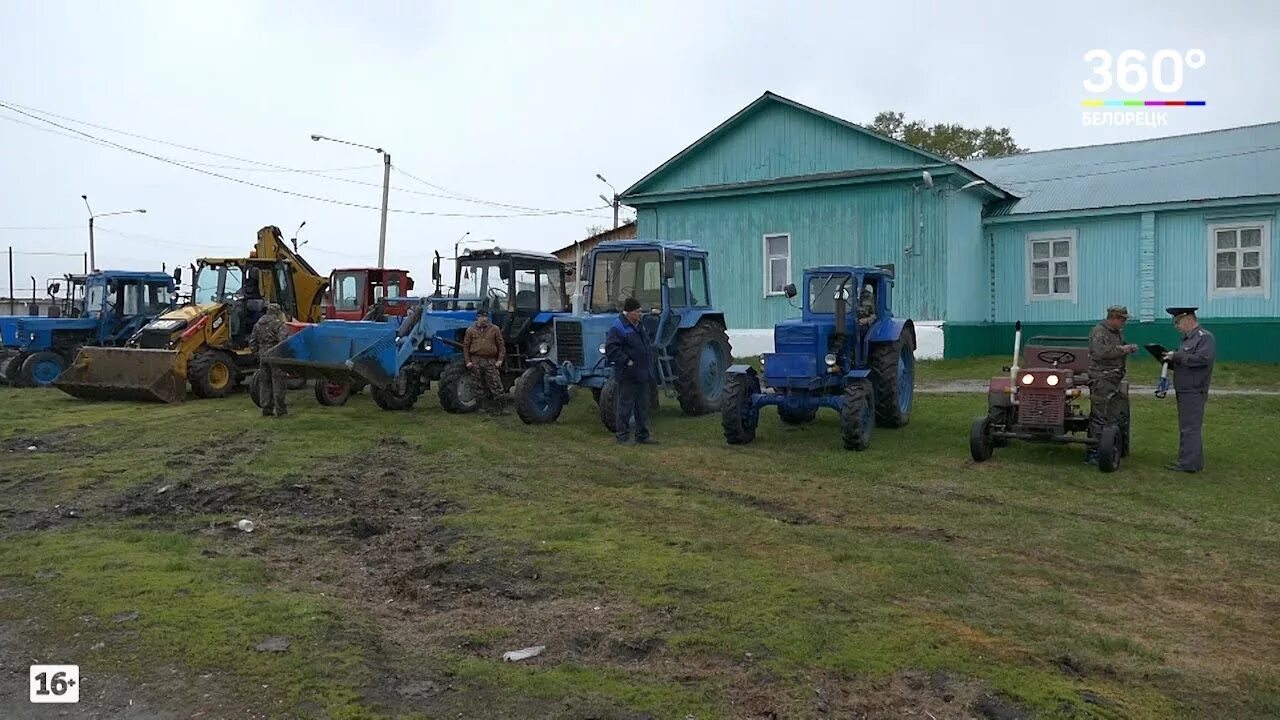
[[1036, 349, 1076, 366], [487, 287, 508, 301]]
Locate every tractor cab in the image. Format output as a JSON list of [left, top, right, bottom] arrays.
[[188, 257, 307, 343], [586, 240, 713, 351], [325, 268, 415, 320], [449, 247, 568, 347]]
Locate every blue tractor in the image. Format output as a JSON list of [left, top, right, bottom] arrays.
[[512, 239, 732, 429], [0, 270, 177, 387], [720, 266, 915, 450]]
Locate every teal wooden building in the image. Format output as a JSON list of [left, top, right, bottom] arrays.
[[618, 92, 1280, 360]]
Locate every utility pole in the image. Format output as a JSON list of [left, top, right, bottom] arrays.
[[596, 173, 620, 229], [88, 215, 95, 271], [7, 246, 13, 316], [81, 195, 146, 271], [311, 134, 391, 269]]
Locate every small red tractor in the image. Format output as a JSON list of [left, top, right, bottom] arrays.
[[969, 321, 1130, 472]]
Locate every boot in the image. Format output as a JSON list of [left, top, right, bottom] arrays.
[[1084, 449, 1098, 465]]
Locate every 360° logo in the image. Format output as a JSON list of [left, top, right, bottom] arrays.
[[1083, 49, 1206, 94]]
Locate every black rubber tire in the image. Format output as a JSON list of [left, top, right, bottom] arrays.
[[970, 417, 994, 462], [249, 370, 265, 408], [189, 350, 237, 399], [777, 405, 816, 425], [0, 355, 20, 386], [371, 371, 422, 411], [870, 338, 914, 428], [598, 377, 620, 434], [19, 351, 66, 388], [721, 372, 760, 445], [1119, 396, 1131, 458], [1098, 425, 1122, 473], [438, 360, 481, 414], [673, 320, 731, 416], [514, 364, 566, 425], [840, 379, 874, 451], [314, 380, 351, 407]]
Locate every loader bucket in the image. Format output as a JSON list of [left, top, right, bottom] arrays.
[[54, 347, 188, 403], [262, 320, 395, 386]]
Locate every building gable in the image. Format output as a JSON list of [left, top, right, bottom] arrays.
[[623, 92, 949, 200]]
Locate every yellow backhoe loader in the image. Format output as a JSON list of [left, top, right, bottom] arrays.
[[55, 226, 327, 403]]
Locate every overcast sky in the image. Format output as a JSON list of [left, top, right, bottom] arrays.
[[1, 0, 1274, 297]]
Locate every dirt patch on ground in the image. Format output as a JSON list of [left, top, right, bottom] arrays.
[[1, 426, 91, 456], [817, 669, 1026, 720]]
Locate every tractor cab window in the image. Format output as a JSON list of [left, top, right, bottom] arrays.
[[223, 267, 244, 298], [591, 250, 662, 313], [538, 267, 565, 311], [85, 282, 107, 316], [689, 257, 710, 307], [668, 255, 688, 308], [807, 273, 854, 314], [146, 283, 173, 312], [383, 277, 402, 300], [513, 268, 538, 311], [272, 264, 295, 317], [333, 272, 363, 310], [457, 261, 507, 301], [122, 282, 144, 316]]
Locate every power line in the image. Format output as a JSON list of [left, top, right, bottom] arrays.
[[1, 100, 612, 218], [0, 226, 82, 231]]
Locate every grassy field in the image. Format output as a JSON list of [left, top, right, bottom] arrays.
[[1, 378, 1278, 719]]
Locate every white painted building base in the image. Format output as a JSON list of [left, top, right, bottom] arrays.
[[728, 321, 944, 360]]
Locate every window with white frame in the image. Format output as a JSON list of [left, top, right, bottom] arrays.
[[1209, 221, 1270, 297], [1026, 230, 1076, 301], [763, 233, 791, 295]]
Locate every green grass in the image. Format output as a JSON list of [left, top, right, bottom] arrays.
[[2, 382, 1279, 718]]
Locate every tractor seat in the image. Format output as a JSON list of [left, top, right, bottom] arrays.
[[514, 290, 538, 312], [1023, 336, 1090, 374]]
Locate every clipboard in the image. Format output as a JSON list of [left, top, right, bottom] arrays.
[[1144, 343, 1169, 362]]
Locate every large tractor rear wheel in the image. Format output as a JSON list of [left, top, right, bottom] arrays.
[[840, 379, 874, 451], [20, 351, 66, 388], [189, 350, 237, 398], [371, 372, 423, 411], [721, 372, 760, 445], [314, 380, 351, 407], [514, 364, 566, 425], [870, 338, 914, 428], [673, 320, 731, 415], [438, 360, 480, 414]]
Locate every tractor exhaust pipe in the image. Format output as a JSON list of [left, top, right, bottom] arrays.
[[1009, 320, 1022, 404]]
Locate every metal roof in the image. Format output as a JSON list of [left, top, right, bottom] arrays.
[[964, 122, 1280, 217], [594, 238, 708, 253], [461, 247, 561, 263]]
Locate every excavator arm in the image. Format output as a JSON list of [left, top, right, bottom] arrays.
[[251, 226, 329, 323]]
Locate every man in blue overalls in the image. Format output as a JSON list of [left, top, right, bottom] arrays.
[[605, 297, 657, 446]]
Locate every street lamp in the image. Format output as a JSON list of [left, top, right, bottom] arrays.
[[81, 195, 146, 271], [311, 133, 391, 268], [596, 173, 619, 230]]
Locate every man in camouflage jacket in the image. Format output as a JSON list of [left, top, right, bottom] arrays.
[[249, 303, 290, 417], [1086, 305, 1138, 463]]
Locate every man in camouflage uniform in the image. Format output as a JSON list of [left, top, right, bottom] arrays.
[[1163, 307, 1216, 473], [249, 302, 290, 417], [463, 308, 507, 414], [1085, 305, 1138, 463], [857, 284, 875, 328]]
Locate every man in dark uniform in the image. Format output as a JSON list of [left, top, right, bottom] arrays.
[[605, 297, 656, 445], [1163, 307, 1215, 472], [1085, 305, 1138, 464], [463, 308, 507, 414], [249, 302, 290, 417]]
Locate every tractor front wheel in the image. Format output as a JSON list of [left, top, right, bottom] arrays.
[[721, 372, 760, 445], [1098, 426, 1122, 473], [438, 360, 481, 414], [514, 364, 566, 425], [673, 321, 731, 415], [840, 379, 874, 451], [315, 380, 351, 407], [969, 417, 994, 462], [371, 371, 423, 411], [248, 370, 265, 408], [870, 338, 914, 428], [598, 377, 620, 433], [189, 350, 237, 398], [20, 351, 66, 387], [0, 355, 21, 386]]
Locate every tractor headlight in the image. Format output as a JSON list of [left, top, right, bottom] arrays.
[[824, 353, 837, 367], [423, 339, 433, 352], [538, 342, 550, 355], [598, 343, 606, 354], [1046, 375, 1060, 387], [1021, 373, 1034, 385], [29, 332, 37, 342]]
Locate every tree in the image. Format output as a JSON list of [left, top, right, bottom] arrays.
[[866, 111, 1027, 161]]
